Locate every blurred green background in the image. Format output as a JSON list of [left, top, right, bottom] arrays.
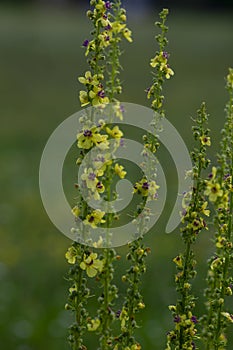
[[0, 1, 233, 349]]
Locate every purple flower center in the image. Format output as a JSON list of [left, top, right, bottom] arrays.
[[224, 173, 230, 180], [95, 156, 105, 163], [120, 138, 125, 147], [82, 39, 89, 47], [89, 215, 95, 223], [120, 104, 125, 113], [88, 173, 96, 181], [191, 315, 198, 324], [142, 182, 149, 190], [83, 129, 92, 137], [105, 24, 112, 30], [96, 182, 103, 189], [116, 310, 121, 318], [105, 35, 110, 41], [193, 220, 200, 227], [174, 315, 181, 323], [98, 90, 105, 98], [163, 51, 169, 59], [105, 1, 111, 9]]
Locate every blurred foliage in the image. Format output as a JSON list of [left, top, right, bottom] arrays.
[[0, 4, 233, 349]]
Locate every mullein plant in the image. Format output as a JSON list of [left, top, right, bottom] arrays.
[[201, 68, 233, 350], [114, 9, 174, 350], [166, 103, 211, 350], [65, 1, 132, 349]]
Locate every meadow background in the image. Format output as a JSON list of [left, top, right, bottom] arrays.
[[0, 1, 233, 349]]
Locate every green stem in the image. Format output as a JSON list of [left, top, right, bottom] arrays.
[[73, 267, 84, 350]]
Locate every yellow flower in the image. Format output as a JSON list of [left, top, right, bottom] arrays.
[[65, 246, 78, 264], [71, 206, 80, 217], [164, 66, 174, 79], [77, 127, 96, 149], [80, 252, 103, 277], [218, 192, 230, 210], [111, 21, 126, 34], [120, 14, 126, 21], [173, 255, 183, 268], [123, 28, 133, 42], [87, 318, 101, 331], [81, 168, 98, 190], [93, 235, 104, 248], [84, 39, 95, 56], [209, 166, 217, 180], [95, 0, 105, 11], [106, 125, 123, 138], [79, 90, 90, 107], [78, 71, 100, 86], [187, 217, 206, 231], [200, 135, 211, 146], [168, 305, 176, 312], [216, 236, 226, 249], [89, 86, 110, 106], [98, 30, 112, 47], [201, 201, 210, 216], [77, 127, 109, 150], [113, 102, 124, 120], [115, 163, 127, 178], [221, 312, 233, 323], [93, 133, 110, 150], [150, 52, 174, 79], [133, 179, 159, 198], [138, 302, 145, 309], [93, 153, 112, 176], [150, 54, 162, 68], [96, 181, 105, 194], [84, 209, 106, 228], [204, 182, 223, 202], [211, 257, 223, 270], [120, 307, 129, 331], [131, 344, 141, 350], [147, 180, 160, 199]]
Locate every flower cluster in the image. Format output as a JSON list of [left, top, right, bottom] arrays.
[[73, 114, 126, 238], [146, 8, 174, 116], [150, 51, 174, 79], [79, 71, 109, 107], [79, 0, 133, 107], [133, 178, 159, 200]]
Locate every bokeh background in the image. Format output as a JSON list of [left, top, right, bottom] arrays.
[[1, 0, 233, 349]]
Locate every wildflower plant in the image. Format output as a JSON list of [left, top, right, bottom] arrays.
[[114, 9, 174, 350], [201, 68, 233, 350], [166, 103, 211, 350], [59, 2, 233, 350], [65, 1, 133, 349]]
